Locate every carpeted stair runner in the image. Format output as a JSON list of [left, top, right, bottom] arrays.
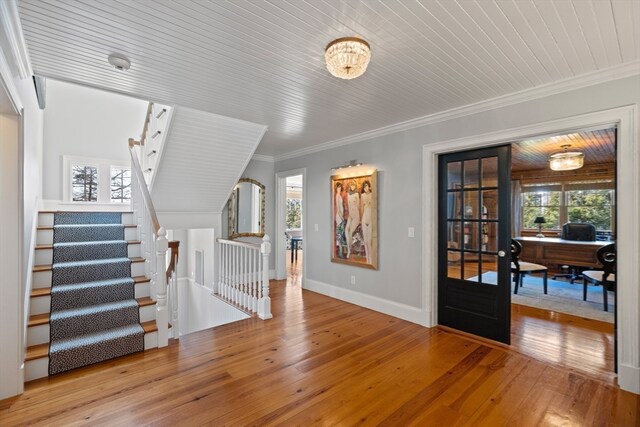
[[48, 212, 144, 375]]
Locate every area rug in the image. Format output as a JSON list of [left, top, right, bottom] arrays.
[[474, 271, 614, 323]]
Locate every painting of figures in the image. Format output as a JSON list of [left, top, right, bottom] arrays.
[[331, 170, 377, 270]]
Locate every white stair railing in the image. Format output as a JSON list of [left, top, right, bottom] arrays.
[[129, 132, 180, 346], [216, 236, 272, 320]]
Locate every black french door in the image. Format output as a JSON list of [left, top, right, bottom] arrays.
[[438, 145, 511, 344]]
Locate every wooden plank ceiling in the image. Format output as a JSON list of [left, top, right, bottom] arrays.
[[511, 127, 616, 172], [17, 0, 640, 157]]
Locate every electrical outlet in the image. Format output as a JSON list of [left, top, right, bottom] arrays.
[[408, 227, 415, 238], [351, 275, 356, 285]]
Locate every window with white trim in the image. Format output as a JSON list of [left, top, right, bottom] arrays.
[[63, 156, 131, 204], [521, 180, 615, 233], [110, 167, 131, 203]]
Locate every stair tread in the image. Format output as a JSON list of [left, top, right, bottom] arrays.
[[43, 240, 140, 246], [53, 277, 135, 292], [28, 313, 49, 327], [141, 320, 158, 333], [34, 257, 144, 271], [31, 275, 148, 290], [31, 287, 51, 297], [40, 210, 133, 214], [49, 324, 144, 351], [54, 240, 128, 247], [137, 297, 155, 307], [37, 224, 136, 230], [29, 294, 151, 325], [52, 299, 140, 320], [26, 343, 49, 361]]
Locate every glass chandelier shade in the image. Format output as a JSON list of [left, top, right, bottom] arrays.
[[325, 37, 371, 80], [549, 145, 585, 171]]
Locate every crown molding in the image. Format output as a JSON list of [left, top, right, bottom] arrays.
[[274, 60, 640, 162], [251, 154, 275, 163], [0, 0, 32, 79]]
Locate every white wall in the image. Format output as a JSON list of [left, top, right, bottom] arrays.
[[0, 30, 44, 398], [42, 79, 147, 202], [0, 113, 22, 400], [186, 228, 216, 290], [275, 75, 640, 311]]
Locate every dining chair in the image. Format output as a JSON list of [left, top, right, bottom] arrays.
[[582, 243, 616, 311], [511, 239, 548, 294]]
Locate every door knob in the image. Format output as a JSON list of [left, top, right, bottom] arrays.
[[498, 250, 506, 257]]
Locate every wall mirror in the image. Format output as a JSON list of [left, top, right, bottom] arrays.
[[228, 178, 265, 239]]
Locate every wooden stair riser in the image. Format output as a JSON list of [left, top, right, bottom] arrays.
[[36, 226, 138, 245], [24, 329, 158, 382], [37, 212, 136, 227], [27, 302, 156, 347], [29, 281, 151, 316], [32, 262, 146, 288], [35, 244, 142, 265]]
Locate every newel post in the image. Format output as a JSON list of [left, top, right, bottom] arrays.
[[258, 235, 272, 319], [156, 227, 169, 347]]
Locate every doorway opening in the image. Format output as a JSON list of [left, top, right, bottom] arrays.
[[436, 125, 617, 381], [509, 126, 616, 381], [285, 175, 303, 285]]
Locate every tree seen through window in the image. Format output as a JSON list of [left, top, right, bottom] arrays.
[[72, 165, 98, 202]]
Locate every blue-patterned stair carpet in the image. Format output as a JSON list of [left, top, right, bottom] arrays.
[[48, 212, 144, 375]]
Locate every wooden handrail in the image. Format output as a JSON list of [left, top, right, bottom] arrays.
[[167, 241, 180, 280], [140, 102, 154, 146], [128, 138, 160, 233]]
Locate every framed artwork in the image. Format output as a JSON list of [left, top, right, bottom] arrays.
[[330, 170, 378, 269]]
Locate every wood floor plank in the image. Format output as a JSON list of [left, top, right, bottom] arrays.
[[1, 272, 637, 426]]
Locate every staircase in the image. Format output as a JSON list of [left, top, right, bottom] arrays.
[[25, 211, 157, 381]]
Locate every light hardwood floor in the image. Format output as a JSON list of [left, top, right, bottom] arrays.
[[0, 267, 637, 426]]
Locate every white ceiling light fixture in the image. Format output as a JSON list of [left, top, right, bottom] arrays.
[[108, 53, 131, 71], [549, 144, 585, 171], [325, 37, 371, 80]]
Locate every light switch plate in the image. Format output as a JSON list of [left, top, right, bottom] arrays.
[[314, 224, 319, 231], [408, 227, 415, 238]]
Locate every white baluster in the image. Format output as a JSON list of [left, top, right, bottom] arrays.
[[171, 270, 179, 339], [241, 246, 246, 309], [251, 247, 257, 312]]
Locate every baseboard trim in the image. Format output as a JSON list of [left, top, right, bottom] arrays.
[[269, 269, 276, 280], [304, 278, 430, 327], [619, 363, 640, 394]]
